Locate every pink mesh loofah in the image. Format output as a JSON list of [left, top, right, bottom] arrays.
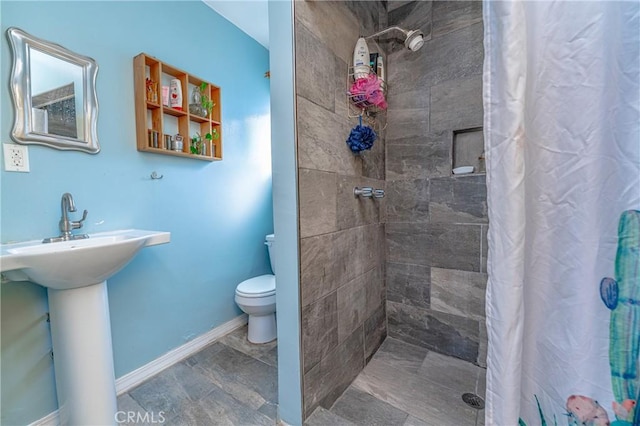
[[349, 74, 387, 110]]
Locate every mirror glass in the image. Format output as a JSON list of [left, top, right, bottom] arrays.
[[7, 27, 100, 154], [30, 48, 84, 139]]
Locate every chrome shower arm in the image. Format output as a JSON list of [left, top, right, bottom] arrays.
[[364, 26, 408, 40], [364, 26, 424, 51]]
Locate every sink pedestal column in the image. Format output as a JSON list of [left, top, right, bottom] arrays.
[[48, 281, 117, 425]]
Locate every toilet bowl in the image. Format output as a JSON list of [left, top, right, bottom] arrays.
[[234, 234, 276, 344]]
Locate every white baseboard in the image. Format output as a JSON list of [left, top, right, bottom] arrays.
[[29, 314, 248, 426], [116, 314, 247, 394]]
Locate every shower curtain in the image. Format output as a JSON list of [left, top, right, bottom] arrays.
[[483, 1, 640, 425]]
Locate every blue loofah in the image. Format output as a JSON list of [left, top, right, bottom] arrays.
[[346, 116, 377, 153]]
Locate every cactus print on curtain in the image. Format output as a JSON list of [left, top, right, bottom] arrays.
[[519, 211, 640, 426], [600, 210, 640, 425]]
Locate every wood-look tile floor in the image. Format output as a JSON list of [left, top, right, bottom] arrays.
[[306, 337, 486, 426], [117, 325, 277, 426], [118, 329, 485, 426]]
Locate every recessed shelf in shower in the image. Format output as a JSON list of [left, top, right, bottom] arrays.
[[452, 127, 485, 175]]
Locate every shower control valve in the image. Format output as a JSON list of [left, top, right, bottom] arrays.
[[354, 187, 374, 198]]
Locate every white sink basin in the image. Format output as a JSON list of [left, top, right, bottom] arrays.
[[0, 228, 170, 425], [0, 229, 170, 289]]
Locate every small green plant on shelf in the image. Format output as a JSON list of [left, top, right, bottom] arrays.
[[199, 82, 215, 117], [190, 129, 219, 155]]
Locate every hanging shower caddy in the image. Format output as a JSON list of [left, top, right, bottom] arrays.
[[346, 64, 387, 132]]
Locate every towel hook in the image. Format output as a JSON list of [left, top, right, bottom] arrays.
[[150, 171, 163, 180]]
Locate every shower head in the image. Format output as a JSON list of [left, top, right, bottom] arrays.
[[365, 26, 424, 51], [404, 29, 424, 51]]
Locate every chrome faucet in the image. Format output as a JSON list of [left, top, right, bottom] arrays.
[[354, 187, 374, 198], [43, 193, 89, 243]]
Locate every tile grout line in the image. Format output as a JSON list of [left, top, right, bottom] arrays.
[[480, 224, 484, 273]]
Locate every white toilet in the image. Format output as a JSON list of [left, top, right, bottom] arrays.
[[235, 234, 276, 344]]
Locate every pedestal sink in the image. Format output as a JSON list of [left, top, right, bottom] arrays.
[[0, 229, 170, 426]]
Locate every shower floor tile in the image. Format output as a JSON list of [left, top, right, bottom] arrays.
[[307, 337, 486, 426], [306, 407, 356, 426], [331, 387, 409, 425]]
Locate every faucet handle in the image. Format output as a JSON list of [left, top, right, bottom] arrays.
[[70, 210, 88, 230], [354, 187, 374, 198]]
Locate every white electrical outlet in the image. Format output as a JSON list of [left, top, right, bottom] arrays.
[[3, 143, 30, 172]]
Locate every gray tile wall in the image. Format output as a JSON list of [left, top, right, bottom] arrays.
[[294, 0, 388, 419], [295, 1, 487, 418], [384, 1, 488, 367]]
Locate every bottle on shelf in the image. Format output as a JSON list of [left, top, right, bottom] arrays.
[[162, 86, 169, 106], [377, 56, 385, 84], [173, 134, 184, 151], [169, 79, 182, 110]]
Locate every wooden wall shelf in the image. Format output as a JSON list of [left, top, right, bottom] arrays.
[[133, 53, 222, 161]]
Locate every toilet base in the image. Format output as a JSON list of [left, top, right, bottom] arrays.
[[248, 313, 276, 344]]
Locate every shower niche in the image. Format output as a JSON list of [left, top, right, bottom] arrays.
[[452, 127, 485, 175]]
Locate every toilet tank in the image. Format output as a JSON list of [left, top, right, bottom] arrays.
[[265, 234, 275, 274]]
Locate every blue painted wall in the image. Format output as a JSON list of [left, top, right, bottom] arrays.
[[268, 0, 303, 424], [0, 1, 272, 424]]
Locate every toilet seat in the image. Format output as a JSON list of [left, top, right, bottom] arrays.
[[236, 274, 275, 298]]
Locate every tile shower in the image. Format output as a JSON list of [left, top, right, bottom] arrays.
[[385, 0, 487, 367], [295, 0, 388, 417], [294, 0, 488, 420]]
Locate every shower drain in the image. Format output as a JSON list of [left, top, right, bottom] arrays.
[[462, 392, 485, 410]]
